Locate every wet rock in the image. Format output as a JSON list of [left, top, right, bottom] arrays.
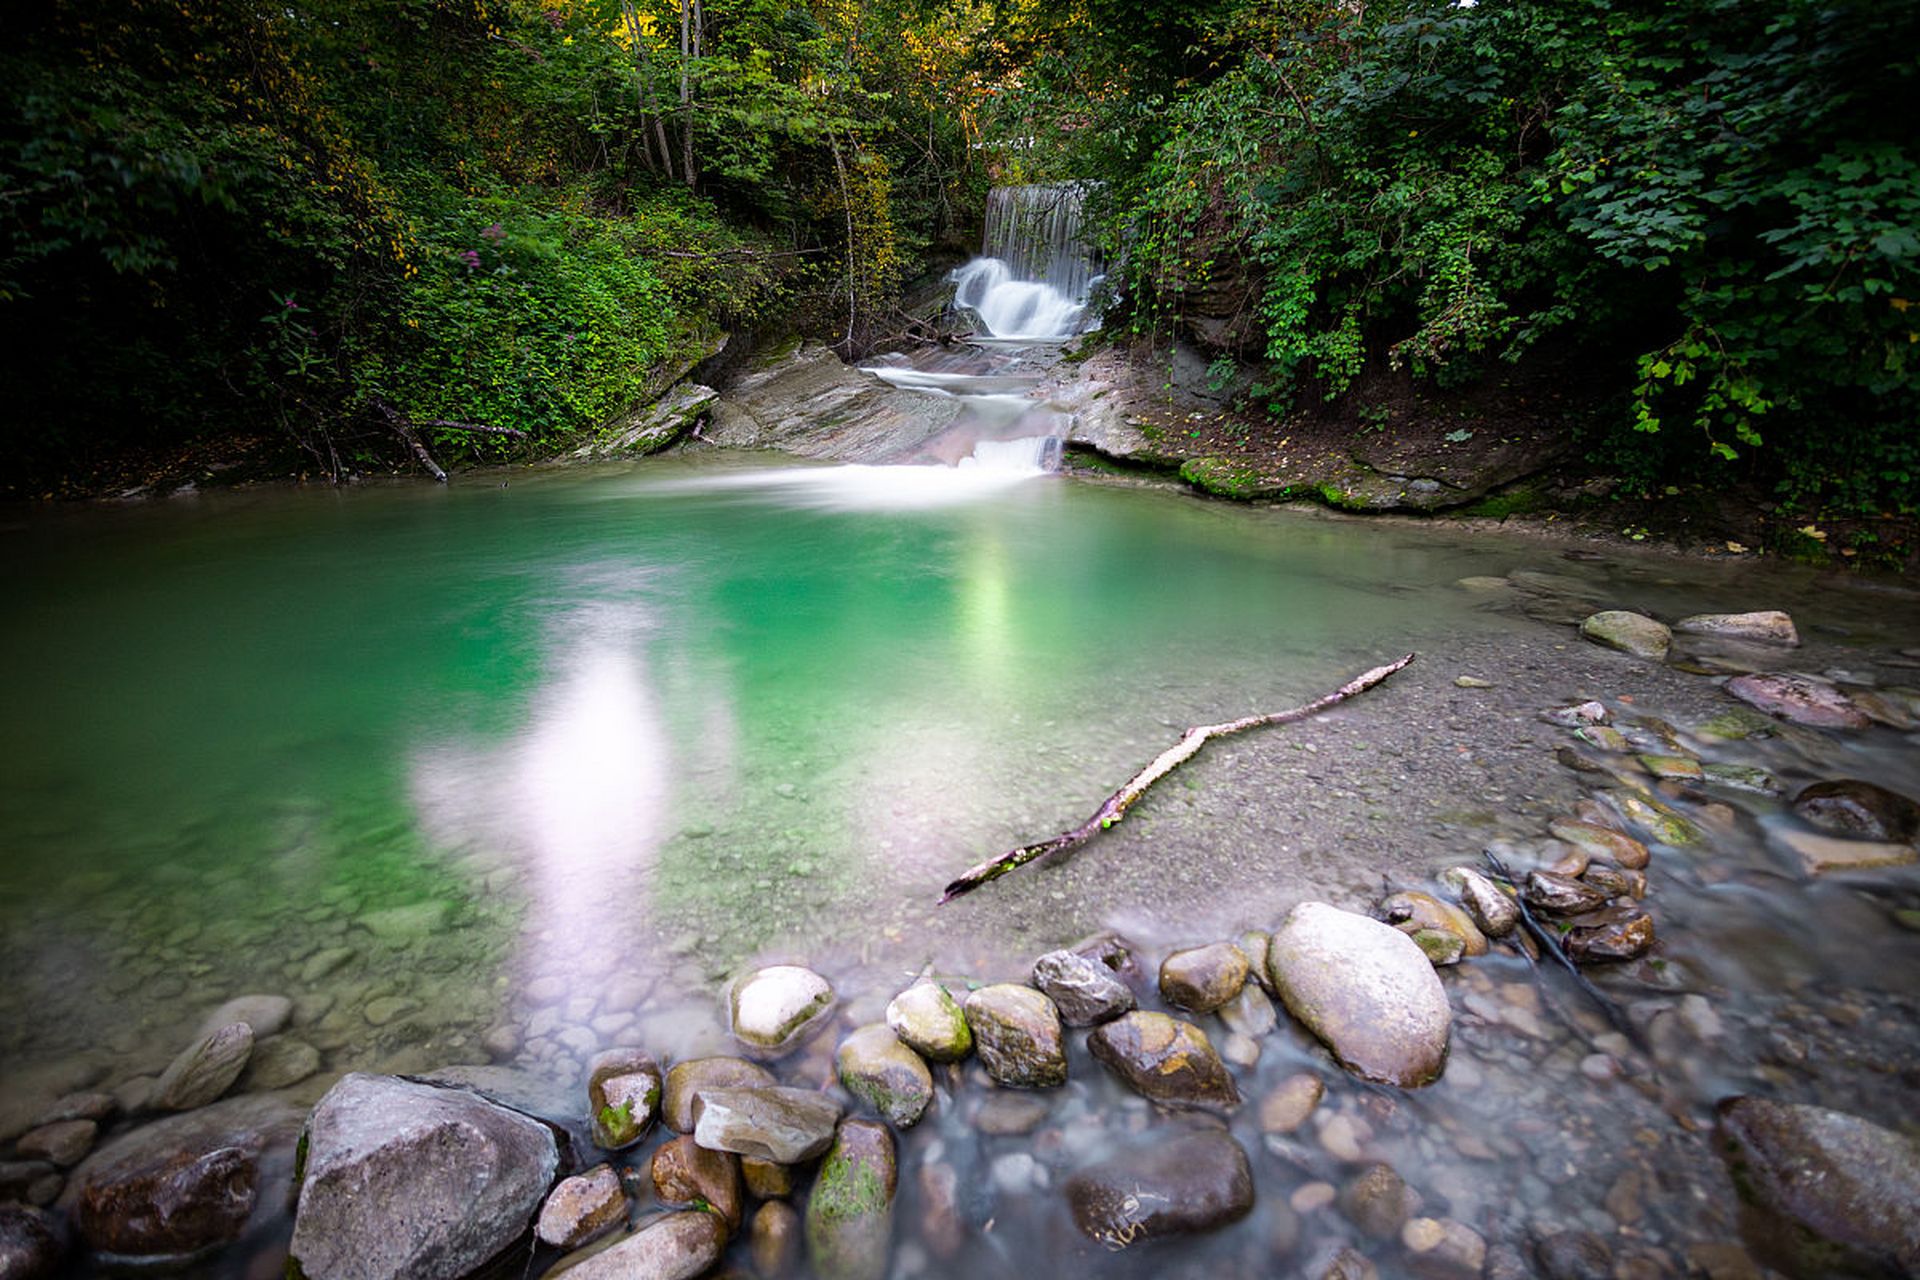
[[1523, 870, 1611, 916], [1259, 1074, 1324, 1135], [742, 1157, 792, 1199], [240, 1036, 320, 1092], [31, 1092, 114, 1127], [588, 1048, 662, 1150], [1379, 891, 1487, 958], [1267, 902, 1452, 1087], [15, 1121, 93, 1169], [691, 1087, 841, 1164], [67, 1095, 301, 1262], [662, 1057, 775, 1134], [1239, 931, 1278, 994], [1703, 763, 1785, 796], [1065, 1130, 1254, 1245], [1726, 672, 1869, 729], [1576, 724, 1631, 752], [1402, 1217, 1487, 1276], [289, 1073, 558, 1280], [1549, 819, 1650, 871], [1565, 907, 1656, 962], [152, 1022, 254, 1112], [1580, 611, 1672, 661], [1534, 1229, 1613, 1280], [917, 1162, 963, 1259], [1613, 791, 1701, 845], [1219, 983, 1279, 1037], [1157, 942, 1250, 1013], [1715, 1095, 1920, 1278], [973, 1093, 1049, 1136], [883, 982, 971, 1063], [1087, 1012, 1240, 1112], [1677, 611, 1799, 646], [1409, 929, 1466, 965], [730, 965, 836, 1058], [1340, 1163, 1420, 1240], [805, 1119, 896, 1280], [0, 1161, 55, 1204], [1639, 752, 1703, 780], [195, 994, 293, 1040], [553, 1210, 726, 1280], [1791, 779, 1920, 843], [752, 1200, 801, 1277], [1318, 1246, 1381, 1280], [1440, 866, 1518, 937], [569, 382, 719, 460], [1777, 830, 1919, 875], [835, 1026, 932, 1129], [962, 985, 1066, 1087], [537, 1165, 627, 1250], [1852, 688, 1920, 730], [651, 1135, 742, 1230], [1030, 951, 1134, 1027], [1580, 865, 1634, 898], [0, 1204, 62, 1280], [1543, 701, 1610, 728]]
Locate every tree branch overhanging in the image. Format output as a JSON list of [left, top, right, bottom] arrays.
[[938, 653, 1417, 903]]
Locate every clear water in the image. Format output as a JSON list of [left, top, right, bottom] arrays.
[[3, 460, 1918, 1278]]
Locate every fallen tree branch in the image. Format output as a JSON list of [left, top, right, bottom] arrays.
[[1482, 850, 1648, 1052], [372, 397, 447, 484], [939, 653, 1417, 903], [419, 419, 528, 440]]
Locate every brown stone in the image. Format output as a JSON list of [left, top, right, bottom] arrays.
[[651, 1135, 743, 1230], [537, 1164, 627, 1250], [751, 1200, 800, 1277], [1087, 1012, 1240, 1112]]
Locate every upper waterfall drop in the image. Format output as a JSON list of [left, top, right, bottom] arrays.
[[951, 183, 1102, 342]]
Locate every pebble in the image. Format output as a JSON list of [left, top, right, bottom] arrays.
[[1290, 1182, 1337, 1213]]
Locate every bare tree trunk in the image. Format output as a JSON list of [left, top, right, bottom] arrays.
[[619, 0, 669, 179], [939, 654, 1417, 902], [829, 130, 856, 351], [678, 0, 700, 190]]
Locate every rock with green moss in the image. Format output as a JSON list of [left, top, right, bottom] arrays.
[[1579, 611, 1672, 661], [569, 383, 719, 460], [835, 1026, 933, 1129], [1179, 456, 1274, 500], [587, 1048, 661, 1150], [805, 1119, 896, 1280], [729, 965, 836, 1059], [1549, 818, 1650, 870], [1611, 791, 1701, 845], [1087, 1012, 1240, 1112], [962, 986, 1066, 1088], [883, 982, 971, 1063]]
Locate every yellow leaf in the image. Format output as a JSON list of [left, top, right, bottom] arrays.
[[1796, 524, 1828, 543], [1724, 540, 1747, 553]]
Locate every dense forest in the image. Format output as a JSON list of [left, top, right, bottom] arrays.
[[4, 0, 1917, 531]]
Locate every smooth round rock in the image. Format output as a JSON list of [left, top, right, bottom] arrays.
[[15, 1121, 94, 1169], [1258, 1074, 1324, 1135], [537, 1165, 627, 1250], [152, 1023, 254, 1112], [805, 1119, 896, 1280], [587, 1048, 662, 1150], [662, 1057, 774, 1134], [1267, 902, 1452, 1088], [730, 966, 836, 1058], [241, 1037, 321, 1091], [1218, 983, 1279, 1038], [835, 1025, 933, 1129], [1792, 779, 1920, 843], [1379, 891, 1487, 959], [883, 982, 972, 1062], [751, 1200, 801, 1278], [1580, 611, 1672, 660], [1030, 951, 1134, 1027], [1340, 1163, 1420, 1240], [1549, 819, 1651, 869], [962, 985, 1066, 1088], [650, 1135, 742, 1230], [195, 995, 293, 1041], [1065, 1130, 1253, 1245], [1157, 942, 1250, 1013], [552, 1210, 725, 1280], [1087, 1012, 1240, 1112]]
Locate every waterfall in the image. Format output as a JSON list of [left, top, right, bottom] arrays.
[[951, 183, 1102, 342]]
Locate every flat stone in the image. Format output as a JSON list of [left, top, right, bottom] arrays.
[[650, 1135, 742, 1230], [1791, 779, 1920, 843], [962, 985, 1066, 1088], [883, 982, 971, 1062], [1639, 753, 1703, 780], [15, 1120, 94, 1169], [1267, 902, 1451, 1088], [1258, 1074, 1324, 1135], [661, 1057, 774, 1134], [1087, 1012, 1240, 1112], [1524, 870, 1612, 916], [587, 1048, 661, 1150], [974, 1092, 1050, 1136], [1065, 1130, 1254, 1246], [152, 1023, 254, 1112], [1676, 611, 1799, 646], [691, 1086, 841, 1164], [1612, 790, 1701, 845], [241, 1037, 320, 1091], [730, 966, 836, 1058], [1776, 830, 1919, 876], [537, 1165, 627, 1250], [289, 1074, 558, 1280], [195, 995, 293, 1041], [1157, 942, 1250, 1013], [1550, 818, 1650, 869], [1726, 673, 1869, 729], [1580, 611, 1671, 661], [805, 1119, 896, 1280], [835, 1025, 933, 1129], [1030, 951, 1134, 1027], [359, 900, 451, 942], [31, 1092, 115, 1127], [551, 1210, 726, 1280]]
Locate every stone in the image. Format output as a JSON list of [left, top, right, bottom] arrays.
[[835, 1026, 933, 1129], [288, 1073, 559, 1280], [241, 1037, 320, 1091], [1791, 779, 1920, 843], [1542, 701, 1610, 727], [1581, 864, 1634, 898], [300, 947, 357, 984], [1267, 902, 1452, 1087], [587, 1048, 662, 1150], [662, 1057, 775, 1134], [1218, 983, 1279, 1037], [1402, 1217, 1487, 1275], [805, 1119, 896, 1280], [31, 1092, 114, 1127], [1524, 870, 1612, 916], [651, 1135, 742, 1230], [1258, 1074, 1324, 1135], [1379, 891, 1487, 959], [537, 1165, 627, 1250], [691, 1087, 841, 1165], [729, 965, 836, 1058], [0, 1204, 62, 1280], [551, 1210, 726, 1280], [358, 899, 451, 941], [1535, 1229, 1614, 1280], [973, 1093, 1049, 1136], [195, 994, 293, 1041], [1777, 830, 1919, 876], [1565, 907, 1656, 962], [1576, 724, 1631, 752], [883, 982, 972, 1063], [152, 1023, 254, 1112], [751, 1200, 801, 1277], [1239, 931, 1277, 994], [1612, 790, 1701, 845], [742, 1157, 792, 1199], [1454, 675, 1493, 688], [15, 1121, 93, 1169], [918, 1162, 963, 1259], [1726, 673, 1869, 729], [0, 1161, 55, 1204], [1716, 1096, 1920, 1278], [962, 985, 1067, 1088], [1318, 1246, 1381, 1280], [1704, 763, 1785, 796], [1439, 866, 1518, 937], [1580, 611, 1672, 660], [1029, 951, 1134, 1027], [1409, 929, 1466, 966], [362, 996, 417, 1026], [569, 382, 720, 459], [1676, 610, 1799, 646], [1549, 819, 1650, 869], [707, 342, 968, 463], [1639, 753, 1704, 780], [1340, 1163, 1420, 1239], [1065, 1130, 1254, 1246], [66, 1094, 302, 1261], [1087, 1012, 1240, 1112], [1157, 942, 1250, 1013]]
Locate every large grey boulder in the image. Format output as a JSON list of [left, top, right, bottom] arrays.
[[1267, 902, 1452, 1087], [288, 1073, 559, 1280], [568, 383, 719, 460], [706, 343, 964, 463], [1715, 1096, 1920, 1278]]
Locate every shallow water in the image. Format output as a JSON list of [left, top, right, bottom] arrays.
[[2, 458, 1918, 1277]]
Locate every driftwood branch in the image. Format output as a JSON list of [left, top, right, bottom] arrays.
[[419, 419, 527, 440], [939, 653, 1417, 903], [373, 397, 446, 484], [1482, 851, 1647, 1051]]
